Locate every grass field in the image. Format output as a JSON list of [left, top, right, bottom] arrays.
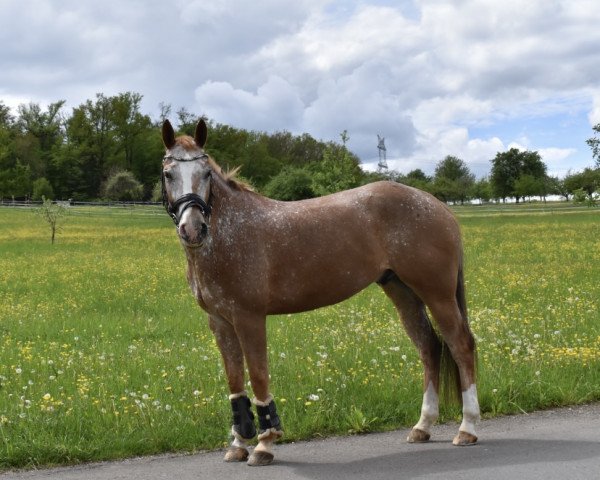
[[0, 203, 599, 469]]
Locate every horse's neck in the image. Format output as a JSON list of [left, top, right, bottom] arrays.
[[210, 176, 265, 227], [184, 177, 260, 262]]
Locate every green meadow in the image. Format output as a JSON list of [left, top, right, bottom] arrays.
[[0, 204, 599, 469]]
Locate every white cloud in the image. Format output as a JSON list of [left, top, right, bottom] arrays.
[[589, 92, 600, 126], [2, 0, 600, 177], [538, 147, 579, 177], [195, 76, 305, 133]]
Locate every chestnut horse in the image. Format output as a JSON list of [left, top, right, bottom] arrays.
[[160, 120, 479, 466]]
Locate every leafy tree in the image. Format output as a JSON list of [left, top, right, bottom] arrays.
[[546, 176, 570, 201], [111, 92, 152, 171], [396, 169, 433, 191], [290, 133, 325, 166], [0, 108, 15, 170], [36, 196, 68, 244], [158, 102, 172, 124], [490, 148, 547, 202], [50, 142, 86, 200], [67, 93, 116, 197], [176, 107, 198, 136], [0, 101, 13, 127], [586, 123, 600, 168], [309, 143, 362, 196], [469, 178, 492, 203], [0, 162, 32, 199], [236, 133, 282, 188], [432, 156, 475, 204], [14, 101, 65, 183], [563, 168, 600, 196], [514, 174, 545, 202], [205, 122, 251, 170], [103, 170, 143, 201]]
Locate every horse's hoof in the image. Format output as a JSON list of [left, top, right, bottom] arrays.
[[247, 450, 274, 466], [407, 428, 431, 443], [453, 431, 478, 446], [224, 447, 249, 462]]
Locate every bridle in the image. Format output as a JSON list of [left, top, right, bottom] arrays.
[[161, 153, 212, 227]]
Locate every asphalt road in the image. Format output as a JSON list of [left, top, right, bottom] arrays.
[[3, 403, 599, 480]]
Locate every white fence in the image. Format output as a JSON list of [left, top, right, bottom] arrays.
[[0, 200, 165, 218]]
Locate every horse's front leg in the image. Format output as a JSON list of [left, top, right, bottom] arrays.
[[234, 314, 283, 467], [208, 316, 255, 462]]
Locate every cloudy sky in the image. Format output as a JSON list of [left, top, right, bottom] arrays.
[[2, 0, 600, 178]]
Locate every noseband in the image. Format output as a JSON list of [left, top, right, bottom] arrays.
[[162, 154, 212, 227]]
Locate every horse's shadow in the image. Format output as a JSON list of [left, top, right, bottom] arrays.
[[275, 438, 600, 479]]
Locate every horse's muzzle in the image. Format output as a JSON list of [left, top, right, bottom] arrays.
[[178, 218, 208, 247]]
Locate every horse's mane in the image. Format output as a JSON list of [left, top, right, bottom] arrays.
[[176, 136, 253, 192]]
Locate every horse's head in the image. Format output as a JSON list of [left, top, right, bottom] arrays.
[[161, 119, 212, 248]]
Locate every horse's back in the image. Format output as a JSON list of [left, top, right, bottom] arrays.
[[259, 181, 461, 313]]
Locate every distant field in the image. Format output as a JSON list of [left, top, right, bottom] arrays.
[[0, 203, 598, 469]]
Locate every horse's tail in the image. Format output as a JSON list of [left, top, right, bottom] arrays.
[[439, 258, 475, 406]]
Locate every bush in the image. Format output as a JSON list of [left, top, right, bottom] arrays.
[[103, 171, 143, 201], [32, 177, 54, 201], [572, 188, 588, 204], [151, 179, 163, 203], [263, 167, 315, 201]]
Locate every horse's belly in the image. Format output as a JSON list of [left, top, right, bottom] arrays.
[[266, 261, 379, 314]]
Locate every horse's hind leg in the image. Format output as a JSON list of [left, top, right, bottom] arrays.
[[425, 297, 479, 446], [379, 275, 442, 443]]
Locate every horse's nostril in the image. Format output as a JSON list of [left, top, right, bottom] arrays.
[[179, 223, 188, 238]]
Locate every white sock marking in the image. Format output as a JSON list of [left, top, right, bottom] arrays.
[[414, 381, 439, 433], [459, 384, 480, 436]]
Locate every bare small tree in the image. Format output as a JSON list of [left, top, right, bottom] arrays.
[[36, 196, 67, 244]]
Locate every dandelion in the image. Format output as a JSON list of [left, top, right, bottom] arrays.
[[308, 394, 320, 402], [15, 368, 22, 375]]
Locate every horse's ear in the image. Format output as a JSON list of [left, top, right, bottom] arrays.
[[162, 120, 176, 149], [194, 119, 207, 148]]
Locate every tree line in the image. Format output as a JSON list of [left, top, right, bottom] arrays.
[[1, 92, 599, 204]]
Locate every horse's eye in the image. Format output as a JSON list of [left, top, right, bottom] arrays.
[[164, 171, 173, 181]]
